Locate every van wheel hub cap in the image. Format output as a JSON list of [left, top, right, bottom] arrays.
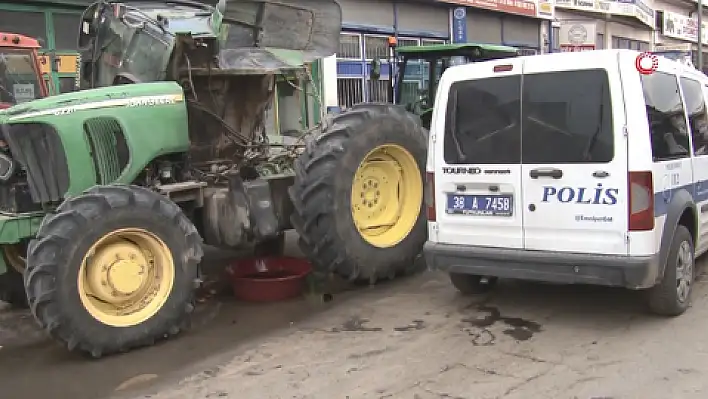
[[676, 240, 693, 303]]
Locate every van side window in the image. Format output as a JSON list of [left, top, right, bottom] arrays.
[[640, 72, 690, 161], [679, 77, 708, 155], [521, 69, 613, 164], [443, 75, 521, 164]]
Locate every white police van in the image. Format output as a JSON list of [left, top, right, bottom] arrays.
[[423, 49, 708, 316]]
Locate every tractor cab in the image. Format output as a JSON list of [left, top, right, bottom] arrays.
[[392, 43, 518, 129], [0, 33, 48, 109]]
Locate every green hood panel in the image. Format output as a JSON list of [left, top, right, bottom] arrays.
[[0, 81, 190, 199], [1, 82, 185, 121]]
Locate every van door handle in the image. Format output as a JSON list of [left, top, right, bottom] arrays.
[[592, 170, 610, 178], [529, 168, 563, 179]]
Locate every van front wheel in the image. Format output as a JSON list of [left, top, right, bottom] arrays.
[[647, 225, 694, 316]]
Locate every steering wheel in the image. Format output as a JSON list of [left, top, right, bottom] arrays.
[[405, 88, 429, 114]]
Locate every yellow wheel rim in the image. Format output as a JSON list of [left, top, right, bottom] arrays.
[[351, 144, 423, 248], [77, 228, 175, 327]]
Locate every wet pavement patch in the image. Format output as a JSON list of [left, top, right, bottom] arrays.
[[461, 305, 542, 344]]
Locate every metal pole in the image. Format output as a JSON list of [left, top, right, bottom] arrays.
[[699, 0, 703, 71], [391, 0, 398, 103]]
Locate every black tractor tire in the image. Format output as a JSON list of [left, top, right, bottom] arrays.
[[24, 185, 203, 357], [450, 273, 498, 295], [289, 103, 428, 283], [647, 225, 694, 316], [0, 244, 28, 308]]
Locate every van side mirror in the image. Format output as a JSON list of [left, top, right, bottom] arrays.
[[371, 58, 381, 80]]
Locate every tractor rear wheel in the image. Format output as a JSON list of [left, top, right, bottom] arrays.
[[290, 103, 428, 283], [24, 185, 203, 357]]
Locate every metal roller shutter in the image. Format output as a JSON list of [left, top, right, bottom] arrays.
[[398, 3, 449, 35], [502, 15, 540, 47], [338, 0, 394, 27], [466, 11, 503, 44]]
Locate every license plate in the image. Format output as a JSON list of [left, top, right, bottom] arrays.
[[446, 194, 513, 216]]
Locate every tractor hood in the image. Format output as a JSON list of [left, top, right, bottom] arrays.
[[0, 81, 184, 122]]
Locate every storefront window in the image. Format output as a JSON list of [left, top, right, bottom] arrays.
[[611, 36, 649, 51], [338, 33, 361, 59], [364, 35, 389, 60], [399, 38, 420, 47], [53, 13, 82, 50], [552, 27, 560, 52], [421, 38, 445, 46], [0, 10, 47, 45], [597, 34, 604, 49]]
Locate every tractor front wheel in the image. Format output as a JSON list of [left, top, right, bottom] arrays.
[[290, 103, 428, 283], [24, 185, 203, 357]]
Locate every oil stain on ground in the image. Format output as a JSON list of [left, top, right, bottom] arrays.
[[461, 305, 542, 344]]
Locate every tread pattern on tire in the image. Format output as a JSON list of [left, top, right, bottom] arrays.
[[24, 184, 203, 357], [289, 103, 427, 282]]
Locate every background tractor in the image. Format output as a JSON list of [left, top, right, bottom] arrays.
[[0, 33, 49, 110], [390, 42, 519, 129], [0, 0, 429, 357]]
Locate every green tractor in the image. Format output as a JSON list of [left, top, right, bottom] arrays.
[[0, 0, 430, 357], [390, 42, 519, 129]]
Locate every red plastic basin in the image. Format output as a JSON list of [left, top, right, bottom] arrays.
[[226, 257, 312, 302]]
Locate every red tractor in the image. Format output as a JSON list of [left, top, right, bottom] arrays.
[[0, 33, 48, 109]]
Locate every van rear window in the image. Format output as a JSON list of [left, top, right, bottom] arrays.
[[444, 69, 614, 164], [444, 75, 521, 164]]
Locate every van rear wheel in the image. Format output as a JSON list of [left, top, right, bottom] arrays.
[[647, 225, 694, 316], [450, 273, 498, 295]]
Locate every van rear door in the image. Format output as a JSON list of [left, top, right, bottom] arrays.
[[434, 59, 524, 248], [520, 54, 629, 255]]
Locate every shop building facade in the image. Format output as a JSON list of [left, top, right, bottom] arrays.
[[553, 0, 655, 52], [654, 2, 708, 71], [332, 0, 451, 109], [329, 0, 555, 110]]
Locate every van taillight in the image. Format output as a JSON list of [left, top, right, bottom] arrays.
[[425, 171, 436, 221], [493, 64, 513, 73], [628, 171, 654, 231]]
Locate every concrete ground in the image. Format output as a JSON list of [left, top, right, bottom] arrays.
[[2, 233, 708, 399]]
